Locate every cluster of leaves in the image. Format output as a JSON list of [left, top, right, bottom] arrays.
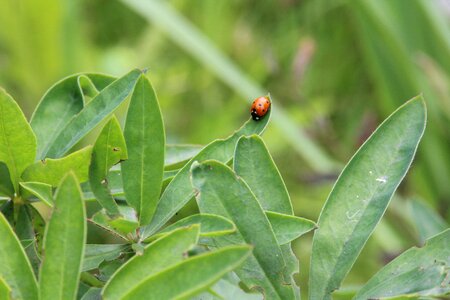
[[0, 69, 448, 300]]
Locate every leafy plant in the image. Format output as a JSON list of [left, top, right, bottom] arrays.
[[0, 70, 448, 300]]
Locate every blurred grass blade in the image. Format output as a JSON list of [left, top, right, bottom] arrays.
[[0, 211, 38, 300], [122, 245, 252, 300], [352, 1, 450, 201], [39, 173, 86, 300], [354, 229, 450, 299], [309, 96, 426, 300], [150, 213, 236, 241], [122, 74, 165, 226], [191, 160, 296, 300], [141, 107, 271, 239], [102, 226, 199, 300], [267, 211, 316, 245], [409, 198, 448, 244], [89, 116, 128, 215], [45, 69, 141, 158], [121, 0, 337, 173], [0, 88, 36, 193], [31, 74, 115, 160], [82, 244, 129, 272], [22, 146, 92, 186], [19, 182, 53, 207]]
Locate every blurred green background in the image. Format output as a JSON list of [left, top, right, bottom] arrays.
[[1, 0, 449, 296]]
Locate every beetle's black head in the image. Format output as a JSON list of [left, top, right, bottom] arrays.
[[251, 110, 260, 121]]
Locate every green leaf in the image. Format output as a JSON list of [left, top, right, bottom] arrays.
[[0, 210, 38, 300], [78, 75, 100, 102], [266, 211, 316, 245], [309, 96, 427, 300], [44, 69, 142, 158], [0, 88, 37, 192], [102, 225, 200, 300], [90, 205, 138, 237], [0, 277, 11, 300], [410, 198, 448, 244], [121, 245, 252, 300], [210, 278, 262, 300], [22, 146, 92, 186], [354, 229, 450, 299], [82, 166, 175, 201], [141, 104, 271, 239], [82, 244, 129, 272], [233, 134, 301, 298], [19, 182, 53, 207], [15, 205, 42, 276], [0, 162, 14, 197], [80, 287, 102, 300], [165, 144, 202, 170], [31, 74, 115, 160], [83, 167, 125, 201], [234, 135, 293, 214], [191, 160, 296, 300], [122, 74, 165, 226], [89, 116, 128, 215], [39, 173, 86, 300], [148, 213, 236, 241]]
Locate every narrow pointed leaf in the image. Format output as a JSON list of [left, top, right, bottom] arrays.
[[0, 211, 38, 300], [20, 182, 53, 207], [266, 211, 316, 245], [39, 173, 86, 300], [89, 116, 127, 215], [410, 198, 448, 243], [0, 88, 36, 192], [309, 96, 427, 300], [234, 134, 300, 298], [31, 74, 115, 160], [149, 213, 236, 241], [355, 229, 450, 299], [22, 146, 92, 186], [102, 226, 200, 300], [234, 135, 293, 214], [82, 244, 129, 272], [122, 74, 165, 226], [44, 69, 141, 158], [122, 245, 252, 300], [142, 103, 272, 238], [191, 160, 295, 300]]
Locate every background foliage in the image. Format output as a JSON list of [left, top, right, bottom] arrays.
[[0, 0, 449, 297]]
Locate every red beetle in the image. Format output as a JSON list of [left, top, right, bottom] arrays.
[[250, 96, 271, 121]]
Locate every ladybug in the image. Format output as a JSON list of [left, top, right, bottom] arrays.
[[250, 96, 271, 121]]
